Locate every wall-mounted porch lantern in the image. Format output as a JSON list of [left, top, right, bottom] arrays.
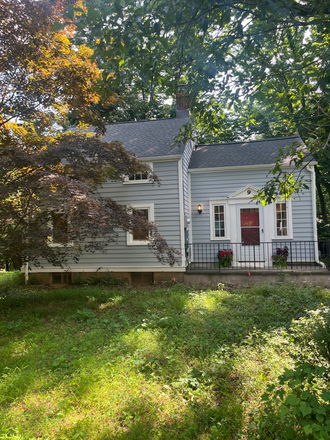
[[197, 204, 203, 214]]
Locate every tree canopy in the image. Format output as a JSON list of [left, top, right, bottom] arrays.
[[0, 0, 180, 269], [74, 0, 330, 222]]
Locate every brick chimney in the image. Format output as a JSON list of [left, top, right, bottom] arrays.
[[175, 85, 190, 119]]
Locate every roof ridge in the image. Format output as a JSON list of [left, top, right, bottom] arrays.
[[105, 117, 189, 126], [196, 135, 301, 147]]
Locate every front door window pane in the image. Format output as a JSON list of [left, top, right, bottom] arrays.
[[241, 208, 260, 245], [241, 227, 260, 244]]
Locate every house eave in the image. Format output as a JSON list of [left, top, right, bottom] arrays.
[[188, 161, 317, 173], [136, 154, 182, 162]]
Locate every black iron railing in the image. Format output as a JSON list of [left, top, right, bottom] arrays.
[[185, 241, 330, 271]]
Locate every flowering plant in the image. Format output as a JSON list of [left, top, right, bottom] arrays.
[[217, 249, 233, 268], [271, 246, 289, 268]]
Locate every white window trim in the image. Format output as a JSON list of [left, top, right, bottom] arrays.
[[126, 203, 154, 246], [209, 200, 230, 241], [123, 162, 153, 184], [272, 199, 293, 240]]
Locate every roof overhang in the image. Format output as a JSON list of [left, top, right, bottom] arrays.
[[136, 154, 182, 162], [188, 161, 317, 173]]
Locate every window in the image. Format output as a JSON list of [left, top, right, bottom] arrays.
[[276, 202, 288, 236], [124, 163, 153, 184], [127, 203, 154, 245], [209, 201, 229, 240], [129, 172, 148, 182], [214, 205, 225, 237], [273, 201, 292, 239], [50, 213, 69, 244], [132, 209, 149, 240]]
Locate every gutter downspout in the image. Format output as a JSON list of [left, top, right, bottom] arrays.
[[308, 165, 325, 268]]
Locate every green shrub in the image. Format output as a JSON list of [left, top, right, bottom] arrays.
[[255, 364, 330, 440], [0, 271, 24, 288]]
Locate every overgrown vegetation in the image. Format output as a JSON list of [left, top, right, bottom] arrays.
[[0, 274, 330, 439]]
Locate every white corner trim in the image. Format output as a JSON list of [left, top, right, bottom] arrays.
[[178, 159, 186, 267], [307, 165, 324, 267], [307, 165, 318, 243], [188, 172, 193, 245]]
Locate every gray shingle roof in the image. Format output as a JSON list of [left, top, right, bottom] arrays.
[[189, 135, 305, 169], [101, 118, 189, 158]]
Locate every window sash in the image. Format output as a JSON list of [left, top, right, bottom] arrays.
[[132, 209, 149, 241], [128, 172, 148, 181], [214, 205, 225, 237], [276, 203, 288, 236]]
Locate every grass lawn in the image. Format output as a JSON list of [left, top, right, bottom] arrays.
[[0, 272, 330, 439]]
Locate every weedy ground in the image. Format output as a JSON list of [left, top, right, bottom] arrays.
[[0, 272, 329, 439]]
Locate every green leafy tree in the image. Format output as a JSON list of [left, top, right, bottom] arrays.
[[76, 0, 330, 217]]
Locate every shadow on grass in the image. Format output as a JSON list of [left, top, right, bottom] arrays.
[[0, 283, 329, 438]]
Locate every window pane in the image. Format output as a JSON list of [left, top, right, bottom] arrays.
[[276, 203, 287, 236], [132, 209, 149, 240], [240, 208, 259, 227], [128, 172, 148, 181], [214, 205, 225, 237]]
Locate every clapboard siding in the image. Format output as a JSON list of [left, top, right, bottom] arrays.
[[37, 160, 182, 269], [190, 167, 315, 244]]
